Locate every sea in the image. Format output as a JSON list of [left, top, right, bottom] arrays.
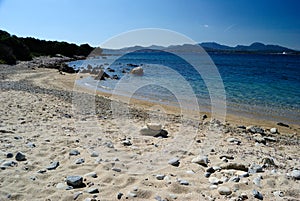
[[70, 51, 300, 125]]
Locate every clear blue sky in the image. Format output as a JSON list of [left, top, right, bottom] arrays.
[[0, 0, 299, 49]]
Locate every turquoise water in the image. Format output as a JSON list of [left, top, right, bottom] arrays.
[[71, 52, 300, 125]]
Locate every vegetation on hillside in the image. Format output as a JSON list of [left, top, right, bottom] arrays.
[[0, 30, 95, 65]]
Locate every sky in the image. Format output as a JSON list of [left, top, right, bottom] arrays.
[[0, 0, 300, 49]]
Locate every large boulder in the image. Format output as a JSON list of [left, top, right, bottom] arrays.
[[130, 66, 144, 76], [94, 69, 110, 80]]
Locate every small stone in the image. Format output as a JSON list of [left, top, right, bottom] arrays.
[[206, 167, 215, 173], [270, 128, 277, 134], [69, 150, 80, 156], [84, 172, 97, 178], [66, 176, 84, 188], [27, 142, 36, 148], [6, 153, 13, 158], [75, 158, 85, 164], [218, 186, 232, 195], [273, 191, 284, 197], [15, 152, 26, 161], [56, 182, 67, 189], [261, 157, 276, 167], [168, 158, 180, 167], [191, 155, 208, 167], [178, 179, 189, 185], [90, 151, 99, 157], [156, 174, 165, 180], [210, 185, 218, 190], [169, 194, 177, 199], [291, 169, 300, 180], [117, 192, 123, 199], [204, 172, 211, 178], [128, 192, 137, 197], [86, 188, 99, 194], [229, 176, 240, 182], [227, 138, 241, 144], [247, 126, 264, 134], [1, 160, 17, 169], [122, 140, 132, 146], [112, 167, 121, 172], [140, 127, 161, 136], [146, 123, 162, 131], [248, 164, 263, 174], [252, 189, 263, 200], [47, 161, 59, 170], [37, 169, 47, 174], [73, 192, 82, 200], [277, 122, 289, 127], [235, 171, 249, 178], [209, 177, 220, 185]]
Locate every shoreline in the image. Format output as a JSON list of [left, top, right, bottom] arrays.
[[0, 58, 299, 200]]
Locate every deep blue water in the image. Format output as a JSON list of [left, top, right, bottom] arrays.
[[71, 52, 300, 124]]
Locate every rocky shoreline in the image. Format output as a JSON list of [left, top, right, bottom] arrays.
[[0, 57, 299, 200]]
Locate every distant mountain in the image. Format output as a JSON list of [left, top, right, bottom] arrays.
[[103, 42, 298, 55], [200, 42, 296, 53]]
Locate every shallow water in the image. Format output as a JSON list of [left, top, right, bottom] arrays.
[[71, 51, 300, 125]]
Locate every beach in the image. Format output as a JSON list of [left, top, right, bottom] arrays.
[[0, 57, 299, 201]]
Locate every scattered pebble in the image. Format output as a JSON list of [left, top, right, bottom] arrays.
[[253, 189, 263, 200], [69, 149, 80, 156], [191, 155, 208, 167], [168, 158, 180, 167], [46, 161, 59, 170], [66, 176, 84, 188], [218, 186, 232, 195], [15, 152, 26, 161]]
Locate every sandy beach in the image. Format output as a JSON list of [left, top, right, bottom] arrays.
[[0, 57, 299, 201]]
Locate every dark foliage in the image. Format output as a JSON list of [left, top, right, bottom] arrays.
[[0, 29, 96, 64]]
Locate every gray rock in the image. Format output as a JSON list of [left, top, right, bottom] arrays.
[[84, 172, 97, 178], [261, 157, 276, 167], [270, 128, 277, 134], [229, 176, 240, 182], [248, 164, 263, 174], [247, 126, 264, 134], [66, 176, 84, 188], [112, 167, 121, 172], [168, 158, 180, 167], [86, 188, 99, 194], [227, 138, 241, 144], [69, 149, 80, 156], [178, 179, 189, 185], [56, 182, 69, 190], [37, 169, 47, 174], [253, 134, 266, 144], [140, 127, 161, 136], [191, 155, 208, 167], [15, 152, 26, 161], [117, 192, 123, 199], [47, 161, 59, 170], [291, 169, 300, 180], [146, 123, 162, 131], [73, 192, 82, 200], [253, 189, 263, 200], [1, 160, 17, 169], [204, 172, 211, 178], [218, 186, 232, 195], [6, 153, 13, 158], [128, 192, 137, 197], [75, 158, 85, 164], [209, 177, 220, 185], [26, 142, 36, 148], [90, 151, 99, 157], [156, 174, 165, 180], [122, 140, 132, 146], [273, 191, 284, 197]]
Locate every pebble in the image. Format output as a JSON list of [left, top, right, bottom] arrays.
[[290, 169, 300, 180], [247, 126, 264, 134], [253, 189, 263, 200], [220, 163, 248, 171], [75, 158, 85, 164], [26, 142, 36, 148], [56, 182, 69, 189], [168, 158, 180, 167], [248, 164, 263, 174], [277, 122, 289, 127], [127, 192, 137, 198], [46, 161, 59, 170], [273, 191, 284, 197], [117, 192, 123, 199], [69, 149, 80, 156], [209, 177, 220, 185], [112, 167, 121, 172], [15, 152, 26, 161], [90, 151, 99, 157], [210, 185, 218, 190], [6, 153, 13, 158], [73, 192, 82, 200], [146, 123, 162, 131], [122, 140, 132, 146], [229, 176, 240, 182], [270, 128, 277, 134], [86, 188, 99, 194], [178, 179, 189, 185], [218, 186, 232, 195], [1, 160, 17, 169], [191, 155, 208, 167], [227, 137, 241, 144], [84, 172, 97, 178], [156, 174, 165, 180], [66, 176, 84, 188]]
